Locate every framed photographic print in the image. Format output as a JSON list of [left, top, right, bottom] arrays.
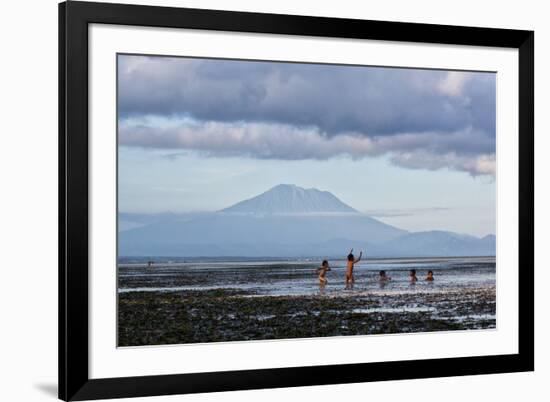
[[59, 1, 534, 400]]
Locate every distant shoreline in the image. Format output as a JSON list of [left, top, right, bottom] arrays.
[[118, 255, 496, 265]]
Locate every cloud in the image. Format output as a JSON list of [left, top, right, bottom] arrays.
[[120, 119, 495, 176], [390, 151, 495, 177], [118, 55, 496, 137], [363, 207, 452, 218], [117, 55, 496, 176], [437, 71, 471, 97]]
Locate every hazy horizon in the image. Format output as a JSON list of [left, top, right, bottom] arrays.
[[118, 183, 495, 238]]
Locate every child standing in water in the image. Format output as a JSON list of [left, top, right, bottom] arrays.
[[425, 270, 434, 281], [378, 270, 391, 288], [345, 249, 362, 288], [378, 270, 391, 282], [409, 269, 418, 283], [316, 260, 331, 287]]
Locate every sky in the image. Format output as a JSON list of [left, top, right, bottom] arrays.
[[118, 54, 496, 237]]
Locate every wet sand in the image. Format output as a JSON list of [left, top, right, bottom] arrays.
[[118, 258, 496, 346], [118, 285, 496, 346]]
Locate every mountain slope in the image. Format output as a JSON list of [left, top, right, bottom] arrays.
[[118, 213, 406, 257], [222, 184, 357, 214], [118, 184, 495, 258], [373, 231, 495, 257]]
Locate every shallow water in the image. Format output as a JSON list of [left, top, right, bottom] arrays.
[[118, 256, 495, 296]]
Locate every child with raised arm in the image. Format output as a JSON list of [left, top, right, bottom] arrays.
[[316, 260, 331, 286], [345, 248, 362, 288]]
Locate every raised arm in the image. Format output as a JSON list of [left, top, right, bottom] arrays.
[[355, 251, 363, 263]]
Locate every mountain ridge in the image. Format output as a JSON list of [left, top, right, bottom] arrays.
[[221, 184, 358, 214], [118, 184, 495, 258]]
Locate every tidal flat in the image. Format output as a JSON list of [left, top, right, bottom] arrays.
[[118, 257, 496, 346], [118, 286, 496, 346]]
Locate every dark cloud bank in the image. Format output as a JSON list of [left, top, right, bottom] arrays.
[[118, 55, 496, 176]]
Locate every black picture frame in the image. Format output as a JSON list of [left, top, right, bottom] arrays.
[[59, 1, 534, 400]]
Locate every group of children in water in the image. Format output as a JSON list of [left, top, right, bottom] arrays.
[[316, 249, 435, 288]]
